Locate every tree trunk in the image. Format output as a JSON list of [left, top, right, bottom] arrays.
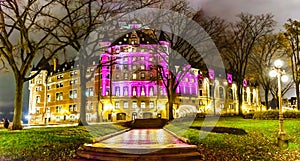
[[296, 82, 300, 110], [264, 89, 269, 109], [78, 76, 88, 126], [168, 95, 174, 121], [12, 78, 24, 130], [237, 84, 243, 116]]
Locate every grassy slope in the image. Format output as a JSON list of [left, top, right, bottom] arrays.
[[0, 124, 125, 160], [166, 117, 300, 160], [0, 118, 299, 160]]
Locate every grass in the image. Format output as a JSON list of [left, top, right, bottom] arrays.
[[0, 118, 299, 160], [166, 117, 300, 160], [0, 124, 126, 160]]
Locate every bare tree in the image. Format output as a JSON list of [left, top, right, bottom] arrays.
[[222, 13, 275, 115], [38, 0, 160, 125], [0, 0, 78, 130], [249, 33, 287, 109], [284, 19, 300, 110], [129, 5, 227, 120]]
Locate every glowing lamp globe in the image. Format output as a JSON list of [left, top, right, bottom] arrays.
[[281, 75, 289, 82], [269, 70, 277, 78], [274, 59, 283, 68]]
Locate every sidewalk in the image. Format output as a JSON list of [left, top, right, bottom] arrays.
[[73, 128, 201, 161]]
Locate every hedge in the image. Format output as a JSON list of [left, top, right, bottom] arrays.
[[251, 110, 300, 120]]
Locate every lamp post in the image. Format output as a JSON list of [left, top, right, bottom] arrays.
[[269, 59, 289, 148]]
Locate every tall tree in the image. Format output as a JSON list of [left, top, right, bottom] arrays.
[[249, 33, 287, 109], [0, 0, 76, 130], [39, 0, 160, 125], [138, 7, 227, 120], [222, 13, 275, 115], [284, 19, 300, 110]]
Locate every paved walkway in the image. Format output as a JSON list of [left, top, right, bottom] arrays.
[[73, 119, 201, 160], [89, 129, 191, 150]]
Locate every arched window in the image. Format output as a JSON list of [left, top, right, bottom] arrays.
[[141, 86, 145, 96], [149, 86, 154, 96], [228, 89, 233, 99], [219, 87, 224, 98], [115, 86, 120, 96], [132, 86, 137, 96], [244, 91, 247, 102], [123, 86, 128, 96]]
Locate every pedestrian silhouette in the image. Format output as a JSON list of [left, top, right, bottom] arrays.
[[4, 118, 9, 129]]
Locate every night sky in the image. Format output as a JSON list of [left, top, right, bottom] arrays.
[[0, 0, 299, 120]]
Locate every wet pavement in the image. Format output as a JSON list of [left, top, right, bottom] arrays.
[[101, 129, 183, 145]]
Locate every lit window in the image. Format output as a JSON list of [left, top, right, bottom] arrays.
[[116, 74, 119, 80], [141, 86, 145, 96], [141, 65, 145, 70], [70, 79, 78, 85], [219, 87, 224, 98], [123, 87, 128, 96], [132, 73, 137, 79], [141, 73, 145, 79], [132, 56, 137, 61], [132, 86, 137, 96], [132, 65, 137, 70], [115, 87, 120, 96], [36, 86, 41, 91], [69, 90, 78, 99], [86, 88, 94, 97], [124, 101, 128, 108], [149, 87, 154, 96], [150, 101, 154, 108], [56, 92, 63, 100], [132, 101, 137, 108], [115, 102, 120, 109], [36, 96, 41, 103], [124, 73, 128, 80], [141, 101, 145, 108], [141, 56, 145, 60], [47, 94, 51, 102]]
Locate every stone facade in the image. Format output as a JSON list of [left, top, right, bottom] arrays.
[[28, 28, 262, 124]]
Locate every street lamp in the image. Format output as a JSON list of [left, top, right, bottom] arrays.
[[269, 59, 289, 148]]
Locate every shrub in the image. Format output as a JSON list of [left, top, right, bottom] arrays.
[[243, 113, 254, 119], [253, 110, 279, 120], [253, 110, 300, 120], [284, 111, 297, 118]]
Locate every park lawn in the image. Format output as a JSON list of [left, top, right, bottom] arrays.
[[0, 124, 126, 160], [166, 117, 300, 160]]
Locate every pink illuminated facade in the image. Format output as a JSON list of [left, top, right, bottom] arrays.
[[97, 29, 200, 121]]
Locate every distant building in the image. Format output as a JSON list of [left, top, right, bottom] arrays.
[[28, 25, 262, 124]]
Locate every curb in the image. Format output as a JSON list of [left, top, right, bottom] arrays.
[[163, 128, 190, 144]]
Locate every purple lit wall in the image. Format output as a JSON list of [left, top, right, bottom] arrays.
[[100, 43, 199, 97]]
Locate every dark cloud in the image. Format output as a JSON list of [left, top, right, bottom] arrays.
[[190, 0, 300, 29]]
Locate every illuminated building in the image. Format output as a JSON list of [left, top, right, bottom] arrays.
[[28, 25, 262, 124]]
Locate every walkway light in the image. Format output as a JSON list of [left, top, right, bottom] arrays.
[[270, 59, 288, 148]]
